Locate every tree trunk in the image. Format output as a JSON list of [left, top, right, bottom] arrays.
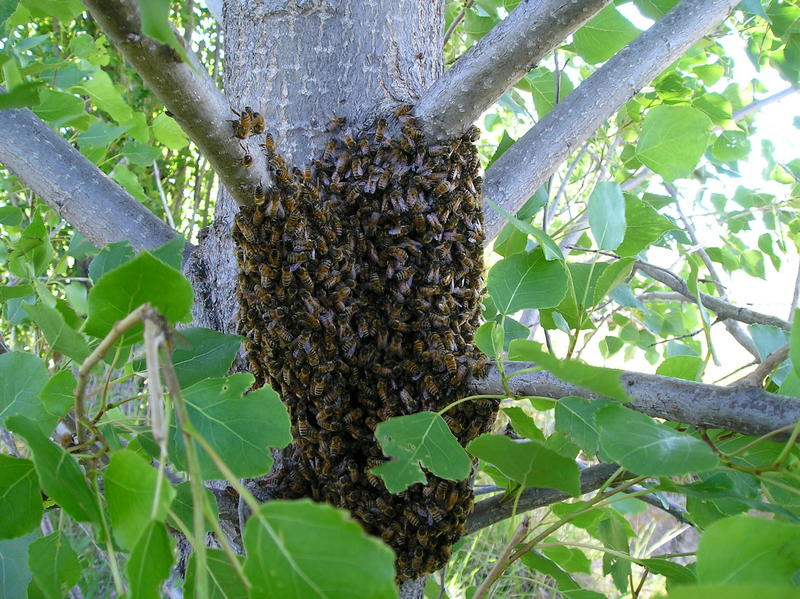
[[184, 3, 444, 597]]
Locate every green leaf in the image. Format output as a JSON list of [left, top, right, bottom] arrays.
[[636, 105, 713, 180], [588, 182, 626, 251], [22, 302, 90, 363], [167, 481, 218, 537], [509, 340, 630, 402], [169, 374, 291, 479], [634, 0, 679, 18], [542, 543, 592, 574], [0, 456, 41, 540], [76, 121, 130, 148], [521, 551, 579, 591], [712, 130, 751, 162], [0, 81, 42, 109], [168, 328, 242, 388], [0, 352, 49, 431], [125, 520, 174, 599], [153, 112, 189, 150], [0, 533, 37, 599], [84, 251, 194, 344], [0, 0, 19, 28], [0, 205, 23, 226], [122, 140, 162, 167], [20, 0, 82, 22], [463, 9, 497, 40], [39, 369, 76, 426], [9, 212, 52, 278], [72, 69, 132, 124], [554, 396, 613, 455], [27, 532, 80, 599], [372, 411, 471, 493], [637, 558, 696, 584], [136, 0, 190, 63], [656, 355, 704, 381], [88, 240, 135, 283], [573, 6, 640, 64], [528, 68, 574, 117], [6, 415, 101, 524], [502, 406, 544, 441], [485, 196, 563, 260], [617, 196, 676, 256], [112, 163, 148, 202], [488, 250, 568, 314], [32, 90, 85, 125], [105, 450, 176, 551], [474, 321, 503, 360], [185, 549, 247, 599], [596, 403, 719, 476], [697, 515, 800, 586], [666, 585, 798, 599], [243, 499, 398, 599], [150, 236, 185, 271], [468, 434, 580, 494]]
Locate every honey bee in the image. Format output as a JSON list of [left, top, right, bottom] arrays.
[[239, 142, 253, 168], [236, 219, 256, 243], [261, 131, 275, 159], [280, 266, 293, 287], [322, 139, 336, 162], [423, 375, 438, 396], [351, 156, 364, 178], [302, 164, 313, 183], [443, 353, 457, 375], [251, 110, 265, 135], [286, 211, 304, 233], [328, 115, 346, 130], [230, 107, 251, 138], [433, 181, 451, 197], [401, 125, 422, 141], [395, 104, 413, 117], [377, 170, 391, 190], [466, 124, 481, 141], [374, 117, 387, 143], [342, 134, 356, 150], [358, 138, 370, 156]]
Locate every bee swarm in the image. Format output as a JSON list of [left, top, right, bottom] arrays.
[[232, 108, 497, 580]]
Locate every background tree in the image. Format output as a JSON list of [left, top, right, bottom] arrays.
[[0, 0, 799, 598]]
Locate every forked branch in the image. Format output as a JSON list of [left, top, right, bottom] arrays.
[[481, 0, 740, 240], [83, 0, 266, 206], [415, 0, 612, 140]]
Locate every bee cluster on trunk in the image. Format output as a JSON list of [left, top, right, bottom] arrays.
[[232, 106, 497, 580]]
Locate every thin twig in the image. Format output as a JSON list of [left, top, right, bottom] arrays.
[[667, 183, 760, 359], [472, 516, 530, 599], [152, 160, 177, 230], [74, 304, 150, 443], [443, 0, 475, 46], [737, 344, 790, 387]]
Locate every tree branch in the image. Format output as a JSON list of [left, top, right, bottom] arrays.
[[415, 0, 612, 140], [471, 362, 800, 439], [635, 260, 791, 331], [0, 106, 177, 251], [482, 0, 740, 240], [83, 0, 265, 206], [466, 462, 624, 534]]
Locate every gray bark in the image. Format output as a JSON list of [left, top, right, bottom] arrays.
[[83, 0, 266, 207], [474, 362, 800, 438], [0, 105, 176, 252], [415, 0, 612, 140], [187, 0, 444, 334], [482, 0, 740, 240], [186, 3, 444, 597]]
